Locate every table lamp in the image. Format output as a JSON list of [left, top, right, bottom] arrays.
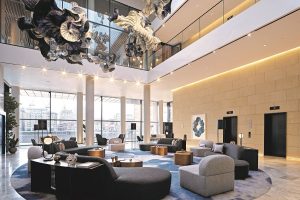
[[42, 135, 54, 161]]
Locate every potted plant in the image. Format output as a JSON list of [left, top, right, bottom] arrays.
[[4, 92, 19, 154]]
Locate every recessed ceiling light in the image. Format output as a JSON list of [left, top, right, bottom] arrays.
[[42, 67, 47, 72], [136, 81, 140, 86], [140, 60, 143, 64], [123, 80, 127, 84], [133, 58, 136, 62], [263, 44, 267, 47], [170, 71, 174, 75], [139, 64, 142, 68], [94, 75, 99, 80], [62, 71, 66, 75], [78, 72, 83, 78], [156, 58, 159, 62], [110, 77, 114, 82], [157, 78, 160, 82], [247, 33, 252, 37], [162, 24, 165, 28], [213, 50, 216, 54], [21, 65, 26, 69]]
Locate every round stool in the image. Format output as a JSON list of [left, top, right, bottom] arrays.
[[234, 160, 249, 180], [27, 146, 47, 173]]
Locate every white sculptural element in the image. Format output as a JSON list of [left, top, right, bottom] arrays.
[[113, 10, 161, 51]]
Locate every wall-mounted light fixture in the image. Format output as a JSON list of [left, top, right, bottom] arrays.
[[239, 133, 244, 146]]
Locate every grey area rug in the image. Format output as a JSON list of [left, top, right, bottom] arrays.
[[11, 151, 272, 200]]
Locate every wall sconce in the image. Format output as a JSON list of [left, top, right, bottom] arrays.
[[239, 133, 244, 146]]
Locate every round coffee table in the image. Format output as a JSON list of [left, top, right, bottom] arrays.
[[174, 151, 193, 165], [120, 159, 143, 167], [87, 148, 105, 158], [157, 146, 168, 156]]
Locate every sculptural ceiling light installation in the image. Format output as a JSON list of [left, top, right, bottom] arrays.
[[109, 0, 173, 58], [18, 0, 116, 73]]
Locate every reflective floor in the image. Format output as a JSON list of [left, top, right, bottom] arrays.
[[1, 146, 300, 200]]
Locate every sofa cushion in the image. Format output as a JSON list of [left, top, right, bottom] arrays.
[[213, 144, 224, 153], [199, 139, 214, 149], [198, 155, 234, 176], [157, 138, 173, 145], [223, 143, 244, 160]]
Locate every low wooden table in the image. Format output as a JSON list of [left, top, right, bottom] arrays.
[[88, 148, 105, 158], [150, 146, 157, 154], [157, 146, 168, 156], [120, 159, 143, 167], [174, 151, 193, 165]]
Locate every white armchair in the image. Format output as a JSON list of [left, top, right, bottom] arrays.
[[179, 155, 234, 197], [108, 138, 125, 152]]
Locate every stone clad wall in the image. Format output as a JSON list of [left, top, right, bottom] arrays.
[[173, 48, 300, 159]]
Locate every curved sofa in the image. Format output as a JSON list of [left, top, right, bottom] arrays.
[[140, 138, 183, 153], [56, 147, 171, 200]]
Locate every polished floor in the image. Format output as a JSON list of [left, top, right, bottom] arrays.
[[1, 146, 300, 200]]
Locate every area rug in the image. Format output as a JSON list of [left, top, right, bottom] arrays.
[[11, 151, 272, 200]]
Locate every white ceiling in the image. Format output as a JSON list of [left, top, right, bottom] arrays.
[[116, 0, 145, 10], [2, 0, 300, 102], [151, 8, 300, 95]]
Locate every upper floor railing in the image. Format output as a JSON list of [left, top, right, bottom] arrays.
[[0, 0, 259, 71]]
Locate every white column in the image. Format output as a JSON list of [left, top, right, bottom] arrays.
[[85, 76, 94, 146], [11, 86, 20, 142], [77, 92, 83, 144], [0, 65, 4, 111], [158, 100, 163, 135], [143, 84, 151, 143], [121, 96, 126, 135]]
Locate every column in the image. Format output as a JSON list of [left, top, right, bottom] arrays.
[[11, 86, 20, 142], [85, 76, 94, 146], [120, 96, 126, 134], [143, 84, 151, 143], [77, 92, 83, 144], [0, 65, 4, 111], [158, 100, 163, 135]]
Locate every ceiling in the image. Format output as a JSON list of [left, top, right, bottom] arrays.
[[2, 0, 300, 102], [151, 9, 300, 95], [154, 0, 245, 43], [116, 0, 145, 10]]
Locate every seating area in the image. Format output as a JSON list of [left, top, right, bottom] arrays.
[[2, 0, 300, 199]]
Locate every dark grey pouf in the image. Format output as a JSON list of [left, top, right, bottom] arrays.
[[114, 167, 171, 200], [235, 160, 249, 180], [139, 143, 153, 151]]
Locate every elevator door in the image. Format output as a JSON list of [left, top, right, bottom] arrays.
[[223, 116, 237, 144], [264, 113, 286, 157]]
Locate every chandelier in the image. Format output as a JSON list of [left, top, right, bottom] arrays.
[[18, 0, 116, 73]]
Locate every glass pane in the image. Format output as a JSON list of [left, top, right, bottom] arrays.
[[163, 102, 168, 122], [126, 122, 141, 140], [19, 119, 38, 145], [151, 101, 158, 122], [20, 90, 50, 120], [88, 0, 110, 26], [89, 22, 110, 55], [102, 97, 120, 120], [126, 99, 141, 121], [51, 92, 77, 120], [102, 121, 120, 138], [95, 120, 101, 141], [110, 1, 130, 30], [150, 122, 158, 135], [94, 96, 101, 120], [52, 120, 77, 141], [110, 29, 129, 67], [63, 0, 87, 9]]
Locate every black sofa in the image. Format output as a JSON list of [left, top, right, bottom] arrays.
[[139, 138, 183, 153], [56, 149, 171, 200]]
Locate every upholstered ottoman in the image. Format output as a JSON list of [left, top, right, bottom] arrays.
[[139, 143, 153, 151], [27, 146, 47, 173], [234, 160, 249, 180], [114, 167, 171, 200]]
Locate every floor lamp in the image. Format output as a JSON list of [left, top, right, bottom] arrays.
[[217, 120, 223, 143]]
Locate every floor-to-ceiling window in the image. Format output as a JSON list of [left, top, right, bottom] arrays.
[[19, 90, 77, 145], [126, 99, 142, 140], [150, 101, 159, 135], [163, 102, 173, 123], [102, 97, 120, 139]]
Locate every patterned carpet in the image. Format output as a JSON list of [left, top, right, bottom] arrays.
[[11, 151, 272, 200]]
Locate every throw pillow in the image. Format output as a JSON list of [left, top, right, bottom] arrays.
[[213, 144, 224, 153], [114, 140, 120, 144], [171, 139, 177, 145], [199, 143, 206, 147]]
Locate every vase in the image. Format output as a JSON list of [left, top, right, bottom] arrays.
[[8, 147, 17, 154]]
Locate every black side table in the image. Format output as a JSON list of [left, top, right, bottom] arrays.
[[242, 147, 258, 171]]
